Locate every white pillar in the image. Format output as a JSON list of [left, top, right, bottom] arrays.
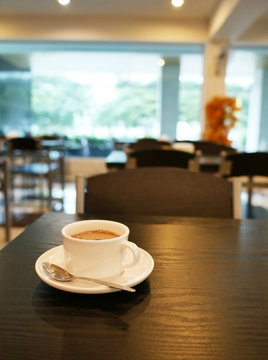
[[246, 54, 268, 152], [160, 57, 180, 141], [258, 56, 268, 151], [246, 65, 262, 152], [201, 41, 229, 132]]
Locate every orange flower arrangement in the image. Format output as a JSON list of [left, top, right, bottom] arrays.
[[202, 96, 240, 146]]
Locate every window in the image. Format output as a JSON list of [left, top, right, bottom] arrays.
[[0, 45, 204, 156], [0, 71, 31, 136], [30, 52, 161, 142]]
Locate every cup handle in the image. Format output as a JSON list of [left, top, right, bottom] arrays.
[[121, 240, 140, 269]]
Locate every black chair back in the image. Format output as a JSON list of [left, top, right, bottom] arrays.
[[221, 152, 268, 177], [76, 167, 240, 219], [129, 149, 198, 170], [7, 137, 41, 152]]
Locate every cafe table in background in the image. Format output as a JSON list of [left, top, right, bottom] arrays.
[[0, 212, 268, 359]]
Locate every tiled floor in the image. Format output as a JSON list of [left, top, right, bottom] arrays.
[[242, 188, 268, 219], [0, 182, 268, 251]]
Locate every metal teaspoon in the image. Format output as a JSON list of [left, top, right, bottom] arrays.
[[42, 262, 136, 293]]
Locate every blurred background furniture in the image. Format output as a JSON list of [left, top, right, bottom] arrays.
[[106, 138, 171, 171], [171, 141, 195, 153], [189, 140, 235, 154], [76, 167, 241, 219], [105, 150, 127, 170], [39, 135, 66, 197], [175, 140, 236, 173], [7, 137, 65, 210], [106, 139, 237, 173], [220, 151, 268, 218], [126, 137, 171, 152], [0, 159, 11, 242], [126, 148, 201, 171]]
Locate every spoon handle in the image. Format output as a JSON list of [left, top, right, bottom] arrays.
[[73, 275, 136, 293]]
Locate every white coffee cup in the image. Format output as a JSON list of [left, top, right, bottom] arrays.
[[62, 219, 140, 279]]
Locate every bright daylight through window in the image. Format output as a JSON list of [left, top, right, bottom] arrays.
[[0, 48, 258, 156], [0, 50, 202, 157]]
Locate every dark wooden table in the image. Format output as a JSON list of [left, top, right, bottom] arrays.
[[1, 212, 268, 359]]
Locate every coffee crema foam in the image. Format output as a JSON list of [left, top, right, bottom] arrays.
[[71, 229, 120, 240]]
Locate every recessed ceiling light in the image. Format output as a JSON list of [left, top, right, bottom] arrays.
[[58, 0, 70, 6], [158, 59, 166, 67], [171, 0, 184, 8]]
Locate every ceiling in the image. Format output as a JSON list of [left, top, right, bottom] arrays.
[[0, 0, 222, 19], [0, 0, 267, 22], [0, 0, 267, 48]]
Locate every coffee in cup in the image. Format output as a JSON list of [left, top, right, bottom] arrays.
[[71, 229, 120, 240]]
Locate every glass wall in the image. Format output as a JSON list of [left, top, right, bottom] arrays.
[[0, 49, 204, 156], [1, 45, 265, 156], [0, 71, 32, 136], [30, 52, 161, 142]]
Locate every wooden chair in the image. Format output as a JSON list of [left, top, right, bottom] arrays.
[[220, 151, 268, 217], [126, 149, 201, 171], [76, 167, 242, 219], [0, 159, 11, 242]]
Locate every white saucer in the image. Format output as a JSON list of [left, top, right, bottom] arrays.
[[35, 245, 154, 294]]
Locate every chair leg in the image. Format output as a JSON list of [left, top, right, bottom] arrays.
[[39, 172, 46, 209], [247, 188, 253, 218], [60, 155, 65, 200], [75, 174, 85, 214], [47, 171, 53, 210], [3, 161, 11, 242], [247, 177, 253, 218], [231, 178, 242, 220]]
